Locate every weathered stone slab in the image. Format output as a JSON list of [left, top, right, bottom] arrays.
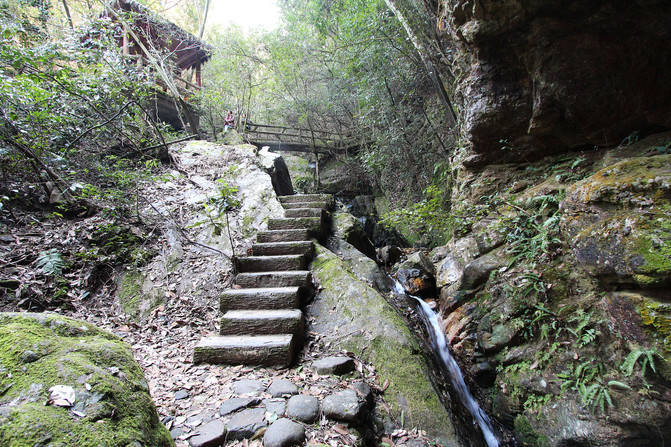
[[263, 398, 287, 417], [219, 397, 260, 416], [281, 201, 331, 211], [279, 194, 334, 207], [268, 217, 323, 232], [256, 229, 310, 243], [284, 208, 328, 218], [220, 309, 303, 336], [227, 407, 267, 440], [232, 379, 267, 395], [312, 356, 355, 375], [236, 255, 306, 272], [193, 334, 295, 366], [188, 419, 226, 447], [264, 418, 306, 447], [252, 241, 314, 257], [220, 287, 300, 312], [235, 271, 312, 288]]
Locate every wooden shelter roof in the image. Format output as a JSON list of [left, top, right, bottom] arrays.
[[104, 0, 212, 70]]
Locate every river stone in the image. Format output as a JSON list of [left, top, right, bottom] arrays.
[[174, 390, 189, 400], [188, 419, 226, 447], [232, 379, 267, 395], [219, 397, 260, 416], [267, 379, 299, 397], [0, 313, 172, 447], [322, 389, 366, 424], [313, 356, 355, 375], [264, 418, 306, 447], [286, 395, 320, 423], [395, 252, 436, 296], [461, 253, 503, 290], [226, 407, 267, 440], [379, 245, 403, 266], [263, 398, 286, 417]]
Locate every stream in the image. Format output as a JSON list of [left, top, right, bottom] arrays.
[[391, 280, 500, 447]]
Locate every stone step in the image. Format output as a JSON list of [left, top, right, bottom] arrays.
[[252, 241, 314, 257], [256, 229, 310, 243], [279, 194, 334, 207], [281, 201, 331, 211], [284, 208, 328, 219], [236, 255, 307, 272], [220, 309, 304, 336], [268, 217, 324, 233], [193, 334, 297, 366], [235, 271, 312, 288], [220, 286, 300, 312]]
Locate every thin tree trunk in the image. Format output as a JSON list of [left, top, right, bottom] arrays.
[[197, 0, 211, 39], [383, 0, 457, 128], [61, 0, 74, 30]]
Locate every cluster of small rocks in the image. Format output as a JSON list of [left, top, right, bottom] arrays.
[[174, 357, 374, 447]]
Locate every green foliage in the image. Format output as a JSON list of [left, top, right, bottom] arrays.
[[558, 361, 614, 413], [621, 347, 660, 386], [36, 248, 66, 276]]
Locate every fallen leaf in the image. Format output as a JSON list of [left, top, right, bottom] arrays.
[[333, 424, 349, 435]]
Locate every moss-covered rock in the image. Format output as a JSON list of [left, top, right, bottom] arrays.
[[331, 211, 376, 260], [561, 155, 671, 288], [308, 245, 463, 445], [0, 312, 172, 447]]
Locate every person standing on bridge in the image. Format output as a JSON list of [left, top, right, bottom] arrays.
[[224, 110, 235, 132]]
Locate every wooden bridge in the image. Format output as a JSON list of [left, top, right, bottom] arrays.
[[242, 124, 358, 155]]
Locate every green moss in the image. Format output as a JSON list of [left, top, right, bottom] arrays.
[[117, 271, 163, 321], [639, 302, 671, 354], [0, 313, 172, 447], [514, 415, 549, 447]]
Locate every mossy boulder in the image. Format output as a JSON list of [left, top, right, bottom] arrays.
[[561, 155, 671, 288], [0, 312, 172, 447], [309, 245, 463, 445], [331, 211, 376, 260]]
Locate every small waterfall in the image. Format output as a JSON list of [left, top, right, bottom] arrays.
[[392, 281, 500, 447]]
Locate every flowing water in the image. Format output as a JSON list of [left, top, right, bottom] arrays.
[[391, 281, 500, 447]]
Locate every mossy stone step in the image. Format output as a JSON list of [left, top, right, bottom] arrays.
[[279, 194, 334, 207], [193, 334, 296, 366], [235, 271, 312, 288], [281, 201, 331, 211], [236, 255, 307, 272], [220, 286, 300, 312], [252, 241, 314, 257], [268, 217, 322, 231], [284, 208, 329, 219], [256, 229, 310, 243], [219, 309, 304, 336]]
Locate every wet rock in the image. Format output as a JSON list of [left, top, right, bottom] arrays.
[[395, 252, 436, 296], [219, 397, 260, 416], [435, 236, 479, 288], [188, 419, 226, 447], [332, 240, 390, 293], [264, 418, 306, 447], [263, 398, 286, 417], [226, 407, 267, 440], [313, 356, 355, 375], [286, 395, 320, 423], [378, 245, 403, 266], [322, 389, 366, 424], [267, 379, 298, 397], [232, 379, 267, 396]]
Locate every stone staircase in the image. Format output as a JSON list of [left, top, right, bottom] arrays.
[[193, 194, 334, 367]]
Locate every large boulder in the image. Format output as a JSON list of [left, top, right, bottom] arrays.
[[394, 252, 436, 297], [309, 245, 463, 445], [331, 211, 376, 260], [258, 147, 294, 196], [561, 154, 671, 288], [438, 0, 671, 164], [0, 313, 171, 447]]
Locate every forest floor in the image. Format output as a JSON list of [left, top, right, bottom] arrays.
[[0, 179, 434, 447]]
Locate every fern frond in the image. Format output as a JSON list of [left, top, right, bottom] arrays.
[[36, 249, 66, 276]]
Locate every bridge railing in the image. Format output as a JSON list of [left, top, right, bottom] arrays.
[[243, 123, 356, 153]]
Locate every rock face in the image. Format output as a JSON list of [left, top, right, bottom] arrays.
[[258, 147, 295, 196], [0, 313, 172, 447], [309, 244, 463, 445], [561, 154, 671, 288], [438, 0, 671, 163]]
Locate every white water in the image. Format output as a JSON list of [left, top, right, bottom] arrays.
[[392, 281, 499, 447]]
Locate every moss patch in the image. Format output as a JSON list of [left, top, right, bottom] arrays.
[[0, 313, 172, 447]]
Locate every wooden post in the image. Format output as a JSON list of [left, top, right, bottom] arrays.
[[195, 55, 202, 88]]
